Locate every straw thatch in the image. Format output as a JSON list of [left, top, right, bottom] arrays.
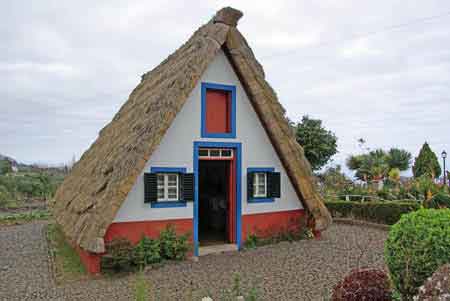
[[53, 7, 332, 254]]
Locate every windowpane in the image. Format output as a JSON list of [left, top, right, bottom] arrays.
[[258, 173, 266, 185], [252, 172, 267, 198], [167, 187, 178, 199], [221, 149, 232, 157], [210, 149, 220, 157], [157, 174, 164, 186], [157, 188, 165, 200], [167, 174, 177, 186], [199, 149, 209, 157]]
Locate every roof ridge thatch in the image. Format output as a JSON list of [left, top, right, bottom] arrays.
[[53, 7, 332, 253]]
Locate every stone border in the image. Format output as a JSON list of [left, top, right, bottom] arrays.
[[332, 218, 390, 231]]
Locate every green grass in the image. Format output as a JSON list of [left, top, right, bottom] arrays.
[[46, 224, 86, 282], [0, 209, 51, 225], [134, 271, 150, 301]]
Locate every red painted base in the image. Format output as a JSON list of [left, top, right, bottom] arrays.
[[75, 211, 310, 274], [241, 209, 306, 241], [74, 244, 102, 275], [76, 218, 193, 274], [104, 218, 193, 244]]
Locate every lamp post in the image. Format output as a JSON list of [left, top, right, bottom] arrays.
[[442, 150, 447, 186]]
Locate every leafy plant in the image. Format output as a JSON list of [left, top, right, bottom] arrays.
[[104, 238, 134, 272], [412, 142, 441, 179], [244, 233, 260, 249], [332, 268, 392, 301], [132, 236, 161, 268], [424, 192, 450, 209], [159, 225, 190, 261], [385, 209, 450, 299], [294, 115, 338, 171]]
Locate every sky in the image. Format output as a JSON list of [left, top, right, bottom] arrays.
[[1, 1, 450, 174]]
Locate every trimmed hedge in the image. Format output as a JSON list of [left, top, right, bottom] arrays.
[[385, 209, 450, 299], [325, 200, 420, 225]]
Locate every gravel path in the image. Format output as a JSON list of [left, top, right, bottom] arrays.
[[0, 222, 387, 300]]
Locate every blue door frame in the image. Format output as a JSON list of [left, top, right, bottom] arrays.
[[193, 141, 242, 256]]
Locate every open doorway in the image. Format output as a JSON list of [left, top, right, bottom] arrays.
[[198, 160, 230, 245]]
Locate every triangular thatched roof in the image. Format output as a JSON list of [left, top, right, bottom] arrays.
[[53, 7, 332, 254]]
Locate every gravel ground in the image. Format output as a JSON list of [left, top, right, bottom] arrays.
[[0, 222, 387, 301]]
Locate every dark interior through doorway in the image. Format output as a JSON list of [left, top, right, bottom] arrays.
[[199, 160, 229, 245]]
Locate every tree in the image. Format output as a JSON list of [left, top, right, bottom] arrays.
[[347, 148, 412, 182], [387, 148, 412, 171], [0, 160, 12, 175], [294, 115, 338, 171], [412, 142, 441, 179]]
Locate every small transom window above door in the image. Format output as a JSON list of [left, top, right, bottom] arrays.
[[198, 148, 233, 159], [201, 82, 236, 139]]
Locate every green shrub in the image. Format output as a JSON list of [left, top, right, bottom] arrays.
[[325, 200, 420, 225], [385, 209, 450, 299], [103, 238, 134, 272], [159, 225, 190, 261], [425, 192, 450, 209], [244, 233, 261, 249], [0, 185, 10, 207], [132, 236, 161, 268]]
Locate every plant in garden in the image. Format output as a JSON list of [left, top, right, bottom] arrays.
[[104, 238, 135, 271], [159, 225, 190, 261], [332, 268, 392, 301], [424, 191, 450, 209], [293, 115, 338, 171], [132, 236, 161, 268], [244, 233, 260, 249], [412, 142, 441, 179], [385, 209, 450, 300]]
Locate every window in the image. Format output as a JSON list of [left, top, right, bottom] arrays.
[[201, 82, 236, 138], [247, 168, 281, 203], [156, 173, 179, 201], [198, 148, 234, 159], [144, 167, 194, 208], [253, 172, 267, 198]]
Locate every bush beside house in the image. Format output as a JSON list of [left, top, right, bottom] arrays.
[[101, 225, 191, 272]]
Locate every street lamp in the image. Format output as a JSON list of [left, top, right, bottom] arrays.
[[442, 150, 447, 186]]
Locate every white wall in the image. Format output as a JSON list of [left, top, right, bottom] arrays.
[[113, 51, 302, 223]]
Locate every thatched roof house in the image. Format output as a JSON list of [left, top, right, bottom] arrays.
[[53, 7, 332, 273]]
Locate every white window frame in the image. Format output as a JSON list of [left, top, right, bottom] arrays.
[[156, 173, 179, 201], [198, 148, 233, 159], [253, 172, 267, 198]]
